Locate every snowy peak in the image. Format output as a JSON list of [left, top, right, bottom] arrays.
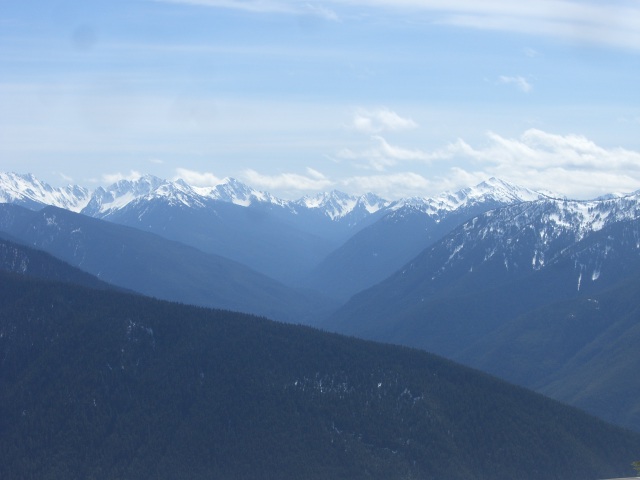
[[423, 192, 640, 287], [466, 177, 544, 204], [356, 192, 391, 214], [434, 177, 545, 211], [392, 178, 547, 216], [297, 190, 357, 220], [0, 172, 90, 212], [109, 174, 166, 198], [197, 177, 283, 207], [82, 175, 208, 217], [82, 175, 291, 217], [297, 190, 390, 220], [478, 193, 640, 246]]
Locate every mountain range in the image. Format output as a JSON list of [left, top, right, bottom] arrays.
[[2, 170, 640, 435], [0, 172, 544, 289]]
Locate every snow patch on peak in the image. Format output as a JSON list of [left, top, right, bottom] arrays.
[[83, 175, 208, 216], [0, 172, 91, 212], [297, 191, 358, 220], [460, 177, 543, 205], [358, 192, 391, 214], [207, 178, 259, 206], [391, 178, 547, 217], [197, 177, 284, 207]]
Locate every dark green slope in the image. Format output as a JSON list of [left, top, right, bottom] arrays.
[[324, 216, 640, 432], [1, 273, 640, 480], [458, 271, 640, 431]]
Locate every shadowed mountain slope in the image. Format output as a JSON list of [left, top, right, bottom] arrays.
[[1, 271, 640, 480], [0, 204, 334, 324]]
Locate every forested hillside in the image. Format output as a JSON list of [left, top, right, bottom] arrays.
[[1, 271, 640, 480]]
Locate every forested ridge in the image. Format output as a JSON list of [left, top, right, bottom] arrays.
[[1, 271, 640, 479]]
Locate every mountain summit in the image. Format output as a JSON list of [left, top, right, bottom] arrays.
[[0, 172, 91, 212]]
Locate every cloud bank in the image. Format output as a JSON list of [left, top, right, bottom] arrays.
[[351, 108, 418, 134], [334, 128, 640, 199]]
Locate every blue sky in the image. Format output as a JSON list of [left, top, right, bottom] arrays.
[[1, 0, 639, 199]]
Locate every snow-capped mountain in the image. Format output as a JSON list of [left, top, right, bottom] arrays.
[[0, 172, 91, 212], [304, 178, 548, 299], [390, 177, 545, 216], [0, 172, 382, 223], [1, 171, 561, 291], [295, 190, 390, 221], [421, 191, 640, 286], [326, 190, 640, 352], [0, 171, 549, 227], [196, 177, 287, 207], [82, 175, 212, 218]]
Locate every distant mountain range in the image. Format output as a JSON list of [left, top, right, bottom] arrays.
[[3, 170, 640, 435], [0, 172, 546, 288]]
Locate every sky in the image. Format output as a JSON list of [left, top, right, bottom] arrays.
[[1, 0, 639, 200]]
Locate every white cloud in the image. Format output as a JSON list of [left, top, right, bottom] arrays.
[[241, 167, 333, 194], [159, 1, 640, 51], [337, 135, 459, 171], [56, 172, 75, 183], [153, 0, 295, 14], [340, 171, 431, 198], [361, 1, 640, 50], [102, 170, 143, 184], [174, 168, 223, 186], [464, 129, 640, 172], [498, 75, 533, 93], [153, 0, 339, 20], [304, 3, 340, 21], [432, 129, 640, 198], [351, 108, 418, 134], [334, 128, 640, 199], [440, 7, 640, 51]]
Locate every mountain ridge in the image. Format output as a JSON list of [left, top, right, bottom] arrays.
[[2, 270, 640, 480], [323, 193, 640, 431], [0, 203, 334, 324], [1, 171, 561, 223], [303, 177, 550, 299], [1, 172, 562, 285]]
